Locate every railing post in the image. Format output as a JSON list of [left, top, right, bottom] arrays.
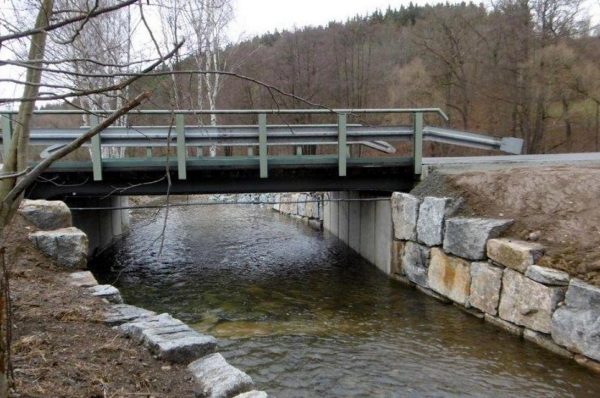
[[146, 147, 152, 158], [247, 147, 254, 156], [176, 114, 187, 180], [338, 113, 347, 177], [413, 112, 423, 176], [296, 146, 302, 156], [90, 114, 103, 181], [1, 113, 13, 161], [258, 113, 268, 178]]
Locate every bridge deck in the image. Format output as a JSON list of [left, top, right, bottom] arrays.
[[29, 156, 416, 198], [45, 155, 411, 171]]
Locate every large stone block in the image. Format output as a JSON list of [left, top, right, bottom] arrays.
[[401, 241, 430, 288], [88, 284, 123, 304], [188, 353, 254, 398], [104, 304, 156, 326], [390, 240, 405, 276], [391, 192, 420, 241], [443, 218, 512, 260], [234, 391, 268, 398], [498, 269, 565, 333], [551, 279, 600, 362], [525, 265, 569, 286], [29, 227, 88, 268], [69, 271, 98, 287], [416, 197, 455, 246], [564, 278, 600, 309], [487, 239, 545, 272], [523, 329, 573, 359], [469, 262, 503, 315], [120, 313, 217, 364], [19, 199, 72, 230], [427, 248, 471, 305]]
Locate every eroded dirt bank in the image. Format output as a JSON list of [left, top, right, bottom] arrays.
[[413, 166, 600, 286], [6, 215, 193, 397]]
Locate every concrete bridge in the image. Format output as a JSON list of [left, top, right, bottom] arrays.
[[1, 108, 523, 254]]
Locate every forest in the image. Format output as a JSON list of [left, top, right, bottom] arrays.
[[157, 1, 599, 155]]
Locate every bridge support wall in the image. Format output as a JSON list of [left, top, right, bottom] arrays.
[[323, 192, 393, 275], [66, 196, 130, 256]]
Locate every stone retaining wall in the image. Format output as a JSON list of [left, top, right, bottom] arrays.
[[318, 191, 600, 373], [271, 193, 323, 231]]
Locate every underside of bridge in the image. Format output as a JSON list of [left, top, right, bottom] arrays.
[[26, 157, 417, 199]]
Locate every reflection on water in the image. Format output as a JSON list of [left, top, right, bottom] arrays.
[[91, 203, 600, 397]]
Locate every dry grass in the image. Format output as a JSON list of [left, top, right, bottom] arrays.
[[5, 215, 194, 397]]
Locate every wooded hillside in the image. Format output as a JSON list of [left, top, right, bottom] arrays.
[[193, 1, 600, 155]]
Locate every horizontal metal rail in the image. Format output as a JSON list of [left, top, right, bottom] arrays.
[[18, 125, 522, 154], [0, 107, 449, 119], [0, 108, 525, 184]]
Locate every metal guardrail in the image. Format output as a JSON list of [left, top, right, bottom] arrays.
[[0, 108, 523, 182]]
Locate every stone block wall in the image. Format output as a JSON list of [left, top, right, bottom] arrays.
[[271, 193, 323, 231], [390, 192, 600, 372]]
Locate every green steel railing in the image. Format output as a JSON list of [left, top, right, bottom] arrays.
[[0, 108, 450, 181]]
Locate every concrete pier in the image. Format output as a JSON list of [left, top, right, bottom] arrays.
[[323, 192, 392, 274], [66, 196, 130, 256]]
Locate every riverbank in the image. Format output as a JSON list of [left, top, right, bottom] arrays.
[[7, 215, 194, 397], [414, 166, 600, 286]]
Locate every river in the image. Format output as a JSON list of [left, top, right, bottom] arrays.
[[91, 202, 600, 397]]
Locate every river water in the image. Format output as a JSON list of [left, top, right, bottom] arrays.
[[91, 203, 600, 397]]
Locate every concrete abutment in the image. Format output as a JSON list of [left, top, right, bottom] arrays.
[[66, 196, 130, 256]]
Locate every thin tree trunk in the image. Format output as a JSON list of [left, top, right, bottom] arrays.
[[0, 3, 54, 395]]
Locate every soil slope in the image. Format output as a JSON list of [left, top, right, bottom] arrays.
[[6, 216, 193, 397], [412, 166, 600, 286]]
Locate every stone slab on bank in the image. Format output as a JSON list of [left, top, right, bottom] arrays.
[[487, 239, 545, 272], [401, 241, 430, 288], [88, 284, 124, 304], [427, 248, 471, 305], [416, 196, 456, 246], [443, 218, 513, 260], [391, 192, 420, 241], [233, 391, 268, 398], [551, 279, 600, 362], [19, 199, 72, 230], [469, 262, 503, 316], [525, 265, 569, 286], [29, 227, 89, 269], [105, 304, 157, 326], [69, 271, 98, 287], [498, 269, 565, 334], [189, 353, 255, 398], [119, 313, 217, 364]]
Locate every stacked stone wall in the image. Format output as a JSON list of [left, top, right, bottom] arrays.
[[390, 192, 600, 373], [271, 193, 323, 231]]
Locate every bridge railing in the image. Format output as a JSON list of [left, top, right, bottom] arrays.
[[0, 108, 523, 182]]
